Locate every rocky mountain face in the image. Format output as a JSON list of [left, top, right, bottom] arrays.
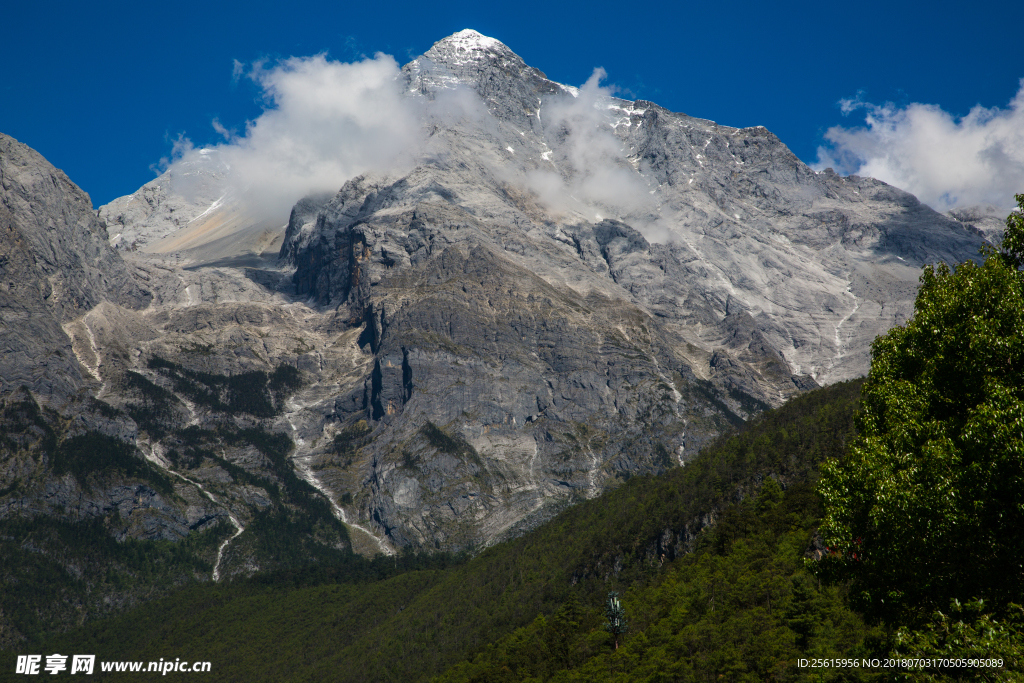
[[0, 135, 150, 400], [946, 204, 1007, 244], [99, 150, 285, 266], [0, 133, 353, 599], [0, 31, 987, 567]]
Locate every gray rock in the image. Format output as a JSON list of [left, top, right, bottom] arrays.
[[0, 29, 992, 556], [946, 204, 1007, 244], [0, 133, 150, 401], [98, 151, 288, 267], [98, 151, 227, 253], [278, 30, 985, 549]]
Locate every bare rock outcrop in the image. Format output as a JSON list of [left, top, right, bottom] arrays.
[[0, 30, 990, 556], [0, 133, 150, 400]]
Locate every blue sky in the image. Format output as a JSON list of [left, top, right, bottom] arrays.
[[3, 0, 1022, 210]]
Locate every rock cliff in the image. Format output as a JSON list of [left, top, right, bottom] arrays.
[[0, 134, 150, 400], [1, 30, 988, 560]]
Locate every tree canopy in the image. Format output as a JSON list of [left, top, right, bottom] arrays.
[[817, 195, 1024, 631]]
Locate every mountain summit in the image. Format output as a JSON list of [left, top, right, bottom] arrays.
[[3, 30, 985, 560]]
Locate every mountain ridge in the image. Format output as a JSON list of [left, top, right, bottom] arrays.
[[1, 29, 986, 560]]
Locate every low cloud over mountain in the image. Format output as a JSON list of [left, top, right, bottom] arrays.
[[816, 80, 1024, 212], [161, 52, 422, 221]]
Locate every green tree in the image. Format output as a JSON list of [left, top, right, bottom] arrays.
[[603, 591, 628, 649], [816, 195, 1024, 640], [890, 600, 1024, 681]]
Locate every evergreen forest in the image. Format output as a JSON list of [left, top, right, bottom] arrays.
[[4, 380, 894, 681]]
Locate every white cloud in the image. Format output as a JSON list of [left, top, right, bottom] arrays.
[[160, 55, 662, 238], [165, 53, 423, 221], [210, 118, 232, 140], [815, 80, 1024, 212], [526, 69, 652, 220]]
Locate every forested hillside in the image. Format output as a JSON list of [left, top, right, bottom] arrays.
[[14, 380, 871, 682]]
